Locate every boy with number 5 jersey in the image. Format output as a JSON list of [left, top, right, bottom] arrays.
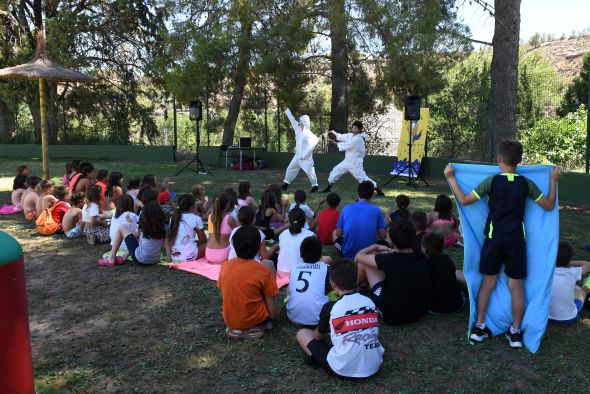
[[287, 237, 330, 326]]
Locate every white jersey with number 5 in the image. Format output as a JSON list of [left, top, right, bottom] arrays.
[[287, 261, 329, 325]]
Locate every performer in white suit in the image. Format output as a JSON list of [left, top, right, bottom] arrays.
[[282, 107, 320, 192], [321, 120, 384, 196]]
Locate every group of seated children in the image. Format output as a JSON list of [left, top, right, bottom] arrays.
[[7, 139, 589, 377]]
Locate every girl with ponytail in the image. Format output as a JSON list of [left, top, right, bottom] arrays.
[[276, 207, 315, 278], [205, 193, 236, 264], [165, 194, 207, 262]]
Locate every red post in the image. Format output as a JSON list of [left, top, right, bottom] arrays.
[[0, 231, 34, 393]]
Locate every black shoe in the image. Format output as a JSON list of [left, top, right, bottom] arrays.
[[281, 183, 289, 191], [310, 186, 318, 193], [321, 185, 332, 193], [504, 329, 523, 348], [469, 325, 492, 343], [304, 355, 319, 367], [375, 187, 385, 197]]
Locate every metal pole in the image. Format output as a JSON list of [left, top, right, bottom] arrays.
[[206, 90, 210, 146], [173, 96, 177, 162], [14, 98, 19, 144], [586, 61, 590, 174], [62, 95, 67, 144], [264, 90, 268, 151], [277, 99, 281, 152]]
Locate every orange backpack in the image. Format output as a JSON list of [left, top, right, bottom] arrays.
[[35, 203, 63, 235]]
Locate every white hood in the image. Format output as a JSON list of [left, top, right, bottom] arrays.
[[299, 115, 311, 131]]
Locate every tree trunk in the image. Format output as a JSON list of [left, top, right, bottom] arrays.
[[486, 0, 521, 161], [0, 100, 16, 143], [221, 18, 253, 148], [328, 0, 348, 152]]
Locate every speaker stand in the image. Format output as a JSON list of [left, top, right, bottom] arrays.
[[175, 120, 213, 176]]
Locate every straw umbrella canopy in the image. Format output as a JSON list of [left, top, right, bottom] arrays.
[[0, 31, 96, 179]]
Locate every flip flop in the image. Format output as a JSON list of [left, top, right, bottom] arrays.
[[115, 256, 126, 265], [98, 257, 116, 267], [225, 326, 264, 339]]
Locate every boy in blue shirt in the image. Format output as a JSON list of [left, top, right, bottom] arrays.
[[445, 139, 560, 348], [333, 181, 387, 259]]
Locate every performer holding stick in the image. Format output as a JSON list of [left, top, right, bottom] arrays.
[[282, 107, 320, 193], [321, 121, 385, 196]]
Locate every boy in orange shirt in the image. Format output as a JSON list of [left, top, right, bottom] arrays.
[[217, 225, 278, 339]]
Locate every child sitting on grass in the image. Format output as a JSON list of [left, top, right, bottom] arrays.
[[95, 169, 109, 202], [109, 194, 139, 255], [217, 226, 278, 339], [287, 236, 330, 326], [191, 184, 211, 222], [411, 211, 427, 254], [126, 176, 141, 200], [63, 163, 72, 186], [63, 192, 86, 239], [228, 206, 278, 270], [21, 176, 42, 220], [238, 181, 258, 211], [206, 193, 237, 264], [49, 186, 71, 233], [16, 164, 29, 177], [427, 194, 461, 248], [277, 208, 316, 279], [549, 241, 590, 324], [83, 185, 110, 245], [37, 180, 56, 215], [295, 259, 384, 378], [10, 175, 27, 210], [103, 171, 124, 216], [166, 194, 207, 262], [422, 232, 466, 314], [387, 194, 410, 225], [289, 189, 314, 224], [311, 192, 340, 245], [101, 201, 167, 266], [356, 219, 431, 325]]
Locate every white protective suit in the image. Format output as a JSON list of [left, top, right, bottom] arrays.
[[327, 131, 377, 187], [283, 108, 319, 187]]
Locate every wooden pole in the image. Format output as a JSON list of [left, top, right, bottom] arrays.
[[39, 78, 49, 180]]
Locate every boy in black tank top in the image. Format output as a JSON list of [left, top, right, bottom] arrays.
[[445, 140, 561, 348]]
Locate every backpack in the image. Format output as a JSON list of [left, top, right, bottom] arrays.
[[35, 203, 64, 235]]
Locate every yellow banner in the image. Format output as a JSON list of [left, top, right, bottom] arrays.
[[391, 108, 430, 176]]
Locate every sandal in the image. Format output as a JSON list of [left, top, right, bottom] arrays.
[[225, 326, 264, 339], [98, 257, 116, 267]]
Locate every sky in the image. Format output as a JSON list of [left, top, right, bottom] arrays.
[[458, 0, 590, 44]]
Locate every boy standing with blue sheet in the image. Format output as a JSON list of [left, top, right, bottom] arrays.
[[445, 140, 560, 348]]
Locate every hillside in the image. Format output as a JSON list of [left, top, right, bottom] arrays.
[[525, 35, 590, 79]]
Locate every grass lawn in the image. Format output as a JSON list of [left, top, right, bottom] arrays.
[[1, 158, 589, 393]]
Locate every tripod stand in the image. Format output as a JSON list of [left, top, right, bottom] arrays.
[[382, 120, 429, 188], [175, 119, 212, 176]]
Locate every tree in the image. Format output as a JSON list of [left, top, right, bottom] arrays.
[[0, 0, 167, 144], [486, 0, 522, 160], [558, 52, 590, 116], [163, 0, 314, 148]]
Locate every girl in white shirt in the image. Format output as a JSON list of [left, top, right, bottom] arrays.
[[82, 184, 110, 244], [166, 194, 207, 262], [289, 189, 314, 225], [277, 208, 315, 278]]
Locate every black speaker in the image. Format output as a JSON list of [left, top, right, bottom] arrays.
[[239, 137, 251, 148], [404, 96, 421, 121], [189, 100, 203, 121]]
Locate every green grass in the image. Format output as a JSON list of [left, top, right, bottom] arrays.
[[2, 158, 590, 392]]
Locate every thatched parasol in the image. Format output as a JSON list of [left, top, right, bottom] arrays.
[[0, 31, 96, 179]]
